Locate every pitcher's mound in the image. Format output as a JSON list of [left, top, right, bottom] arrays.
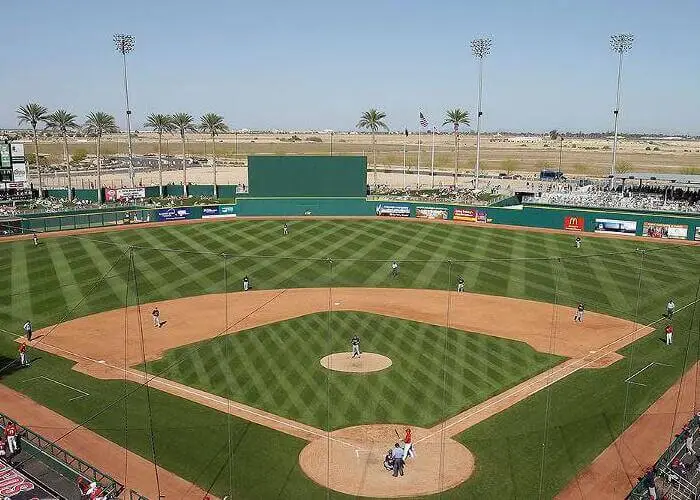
[[299, 424, 474, 497], [320, 353, 392, 373]]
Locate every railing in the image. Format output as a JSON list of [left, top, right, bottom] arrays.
[[129, 489, 150, 499], [0, 413, 125, 498]]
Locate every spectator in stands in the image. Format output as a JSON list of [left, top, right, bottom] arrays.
[[641, 468, 657, 500], [686, 431, 696, 455]]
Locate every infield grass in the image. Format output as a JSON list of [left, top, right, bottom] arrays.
[[1, 219, 700, 499]]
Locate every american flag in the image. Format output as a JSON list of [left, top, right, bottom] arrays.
[[419, 112, 428, 128]]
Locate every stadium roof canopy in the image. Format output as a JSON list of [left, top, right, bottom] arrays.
[[613, 172, 700, 185]]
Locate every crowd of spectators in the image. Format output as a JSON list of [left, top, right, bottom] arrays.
[[524, 184, 700, 214]]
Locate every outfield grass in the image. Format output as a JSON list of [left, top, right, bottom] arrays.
[[147, 312, 563, 430], [1, 219, 699, 499]]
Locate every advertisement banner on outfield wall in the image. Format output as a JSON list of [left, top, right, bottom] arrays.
[[695, 228, 700, 241], [453, 208, 487, 222], [416, 206, 448, 220], [202, 205, 237, 219], [642, 222, 688, 240], [375, 203, 410, 217], [105, 188, 146, 202], [594, 218, 637, 236], [157, 207, 192, 221], [563, 216, 584, 231]]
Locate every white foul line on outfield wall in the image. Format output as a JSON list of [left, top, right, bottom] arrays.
[[20, 376, 90, 401]]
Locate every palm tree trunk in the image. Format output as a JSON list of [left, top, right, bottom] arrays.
[[32, 127, 42, 197], [212, 133, 217, 198], [63, 133, 72, 201], [181, 133, 187, 197], [96, 135, 102, 203], [158, 133, 163, 198], [372, 133, 377, 189], [453, 132, 458, 188]]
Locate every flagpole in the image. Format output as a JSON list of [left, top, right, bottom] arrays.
[[403, 131, 407, 190], [430, 127, 436, 189], [417, 128, 421, 189]]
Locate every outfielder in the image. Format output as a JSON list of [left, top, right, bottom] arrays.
[[283, 223, 289, 235], [351, 335, 361, 358], [32, 232, 38, 247], [23, 320, 32, 342], [391, 260, 399, 277], [666, 324, 674, 345], [574, 303, 584, 323], [667, 299, 676, 319], [152, 307, 161, 328], [243, 276, 250, 291], [575, 237, 581, 249], [402, 428, 415, 460], [457, 277, 465, 293]]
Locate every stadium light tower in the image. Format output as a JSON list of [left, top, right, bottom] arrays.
[[471, 37, 491, 190], [609, 33, 634, 178], [114, 33, 136, 187]]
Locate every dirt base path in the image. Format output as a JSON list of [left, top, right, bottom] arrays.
[[557, 362, 700, 500], [0, 385, 211, 499]]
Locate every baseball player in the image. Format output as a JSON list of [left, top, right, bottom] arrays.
[[666, 324, 674, 345], [391, 260, 399, 277], [18, 342, 28, 367], [23, 320, 32, 342], [667, 299, 676, 319], [32, 232, 38, 247], [574, 303, 584, 323], [383, 449, 394, 471], [152, 307, 161, 328], [457, 277, 465, 293], [575, 237, 581, 249], [4, 422, 18, 454], [351, 335, 361, 358], [283, 223, 289, 235], [243, 276, 250, 291], [402, 428, 415, 460]]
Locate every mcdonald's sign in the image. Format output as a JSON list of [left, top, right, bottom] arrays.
[[564, 215, 584, 231]]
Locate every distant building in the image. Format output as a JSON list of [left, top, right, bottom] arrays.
[[507, 136, 543, 143]]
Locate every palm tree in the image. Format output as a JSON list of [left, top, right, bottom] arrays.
[[84, 112, 118, 203], [356, 109, 388, 189], [171, 113, 197, 197], [145, 114, 174, 198], [45, 110, 78, 200], [443, 109, 470, 187], [16, 103, 49, 195], [199, 113, 229, 198]]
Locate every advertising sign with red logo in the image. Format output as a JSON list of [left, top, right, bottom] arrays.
[[453, 208, 487, 222], [564, 216, 584, 231]]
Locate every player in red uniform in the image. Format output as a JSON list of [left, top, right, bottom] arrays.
[[402, 428, 415, 460], [4, 422, 18, 454], [666, 324, 674, 345], [18, 342, 28, 366]]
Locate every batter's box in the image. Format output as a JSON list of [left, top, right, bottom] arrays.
[[624, 362, 673, 387], [19, 376, 90, 401]]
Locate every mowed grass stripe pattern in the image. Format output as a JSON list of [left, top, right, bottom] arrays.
[[147, 312, 563, 430]]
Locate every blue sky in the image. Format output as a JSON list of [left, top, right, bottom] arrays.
[[2, 0, 698, 134]]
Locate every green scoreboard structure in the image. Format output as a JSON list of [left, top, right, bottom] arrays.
[[248, 156, 367, 198]]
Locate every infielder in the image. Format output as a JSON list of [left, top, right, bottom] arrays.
[[665, 324, 674, 345], [391, 260, 399, 277], [667, 299, 676, 319], [574, 303, 584, 323], [18, 342, 27, 367], [152, 307, 161, 328], [243, 276, 250, 291], [283, 223, 289, 235], [23, 320, 32, 342], [351, 335, 361, 358], [457, 277, 465, 293], [402, 428, 415, 460]]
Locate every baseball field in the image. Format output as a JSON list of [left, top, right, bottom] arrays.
[[1, 218, 699, 498]]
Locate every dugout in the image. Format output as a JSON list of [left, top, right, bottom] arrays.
[[248, 156, 367, 198]]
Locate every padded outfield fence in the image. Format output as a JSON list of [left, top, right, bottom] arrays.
[[2, 218, 700, 498]]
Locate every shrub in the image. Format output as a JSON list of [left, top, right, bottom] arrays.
[[306, 136, 323, 142]]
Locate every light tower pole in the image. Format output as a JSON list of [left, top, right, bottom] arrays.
[[471, 38, 491, 190], [609, 33, 634, 178], [114, 33, 136, 187]]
